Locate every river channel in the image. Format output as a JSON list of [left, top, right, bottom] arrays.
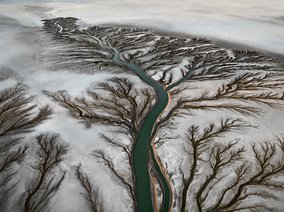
[[94, 37, 171, 212]]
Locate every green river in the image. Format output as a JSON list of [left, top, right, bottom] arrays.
[[94, 37, 171, 212]]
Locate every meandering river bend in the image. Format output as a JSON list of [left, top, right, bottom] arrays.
[[93, 37, 172, 212]]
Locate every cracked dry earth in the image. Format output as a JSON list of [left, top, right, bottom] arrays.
[[1, 17, 284, 212]]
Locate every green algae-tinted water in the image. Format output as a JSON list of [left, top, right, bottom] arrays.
[[94, 37, 171, 212], [114, 51, 171, 212]]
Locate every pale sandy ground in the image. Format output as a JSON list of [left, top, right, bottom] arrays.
[[0, 1, 284, 211]]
